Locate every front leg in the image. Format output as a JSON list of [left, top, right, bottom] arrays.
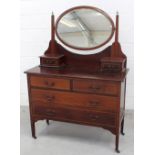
[[46, 119, 49, 125], [121, 117, 125, 135], [115, 134, 120, 153], [31, 120, 37, 139]]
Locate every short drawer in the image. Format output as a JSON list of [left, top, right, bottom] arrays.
[[34, 106, 116, 127], [31, 89, 118, 112], [30, 76, 70, 90], [73, 79, 119, 96]]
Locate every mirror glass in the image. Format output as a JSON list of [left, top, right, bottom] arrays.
[[56, 7, 114, 50]]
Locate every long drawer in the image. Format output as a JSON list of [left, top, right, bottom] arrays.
[[31, 88, 118, 112], [34, 106, 116, 127], [30, 76, 70, 90], [73, 79, 119, 96]]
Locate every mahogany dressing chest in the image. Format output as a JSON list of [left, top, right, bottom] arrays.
[[25, 6, 128, 153]]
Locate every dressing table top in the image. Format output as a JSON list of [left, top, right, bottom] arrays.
[[25, 66, 128, 82]]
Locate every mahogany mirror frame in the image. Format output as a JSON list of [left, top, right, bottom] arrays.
[[55, 6, 115, 51]]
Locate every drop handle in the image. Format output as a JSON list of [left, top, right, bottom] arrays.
[[89, 115, 100, 121], [44, 80, 55, 87], [89, 86, 101, 91], [45, 95, 55, 102], [89, 101, 100, 106], [46, 60, 56, 64], [50, 60, 56, 64], [46, 109, 56, 115]]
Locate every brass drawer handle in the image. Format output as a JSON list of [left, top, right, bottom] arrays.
[[50, 60, 56, 64], [89, 101, 100, 106], [44, 80, 55, 87], [45, 95, 55, 102], [89, 115, 100, 121], [46, 109, 56, 115], [45, 60, 56, 64], [89, 86, 101, 91]]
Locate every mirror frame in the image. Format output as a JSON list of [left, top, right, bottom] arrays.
[[55, 6, 115, 50]]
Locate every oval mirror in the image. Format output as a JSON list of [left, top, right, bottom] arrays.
[[56, 6, 115, 51]]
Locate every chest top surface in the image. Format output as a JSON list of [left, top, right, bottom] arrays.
[[25, 66, 128, 82]]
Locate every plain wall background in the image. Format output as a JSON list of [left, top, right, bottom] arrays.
[[20, 0, 134, 109]]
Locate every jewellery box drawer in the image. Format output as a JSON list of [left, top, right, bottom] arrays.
[[34, 106, 116, 127], [30, 76, 70, 90], [73, 79, 119, 96], [31, 89, 118, 112]]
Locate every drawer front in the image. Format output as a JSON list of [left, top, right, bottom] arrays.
[[73, 79, 119, 96], [34, 107, 71, 119], [31, 89, 118, 112], [34, 106, 116, 127], [30, 76, 70, 90]]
